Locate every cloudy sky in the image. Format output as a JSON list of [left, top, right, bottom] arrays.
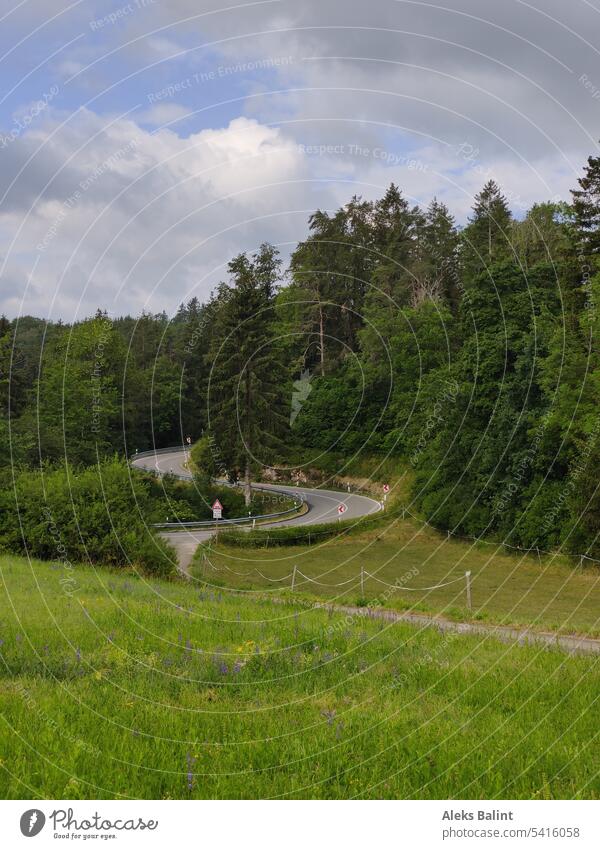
[[1, 0, 599, 319]]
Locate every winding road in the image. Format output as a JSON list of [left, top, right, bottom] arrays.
[[131, 447, 382, 572]]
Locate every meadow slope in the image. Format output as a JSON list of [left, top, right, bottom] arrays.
[[0, 555, 599, 799]]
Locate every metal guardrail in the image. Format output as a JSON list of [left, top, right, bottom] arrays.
[[129, 445, 306, 530]]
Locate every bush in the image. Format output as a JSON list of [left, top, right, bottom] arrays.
[[0, 458, 176, 577], [218, 504, 397, 548]]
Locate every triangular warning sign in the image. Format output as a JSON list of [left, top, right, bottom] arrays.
[[212, 499, 223, 510]]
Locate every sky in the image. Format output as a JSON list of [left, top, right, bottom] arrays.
[[1, 0, 600, 320]]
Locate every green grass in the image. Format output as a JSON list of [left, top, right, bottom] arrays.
[[194, 511, 600, 637], [0, 554, 599, 799]]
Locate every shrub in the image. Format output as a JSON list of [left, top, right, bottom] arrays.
[[0, 458, 176, 577]]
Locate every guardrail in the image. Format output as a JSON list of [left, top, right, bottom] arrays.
[[129, 445, 306, 530]]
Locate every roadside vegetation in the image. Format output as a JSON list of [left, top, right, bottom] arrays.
[[193, 510, 600, 637]]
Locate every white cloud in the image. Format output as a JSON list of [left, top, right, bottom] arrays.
[[0, 110, 325, 320]]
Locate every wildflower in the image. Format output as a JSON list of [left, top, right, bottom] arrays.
[[186, 751, 197, 791], [321, 709, 336, 725]]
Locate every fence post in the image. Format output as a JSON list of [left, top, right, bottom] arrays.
[[465, 571, 472, 611], [536, 546, 541, 564], [360, 567, 365, 598], [252, 518, 256, 530], [447, 529, 450, 541], [291, 565, 297, 591]]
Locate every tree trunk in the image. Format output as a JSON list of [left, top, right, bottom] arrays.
[[244, 458, 252, 507], [319, 304, 325, 376], [244, 370, 252, 506]]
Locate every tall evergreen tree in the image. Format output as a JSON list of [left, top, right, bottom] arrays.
[[572, 150, 600, 256], [207, 244, 287, 504], [461, 180, 513, 279]]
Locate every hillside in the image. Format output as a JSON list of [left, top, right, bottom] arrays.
[[1, 555, 598, 800]]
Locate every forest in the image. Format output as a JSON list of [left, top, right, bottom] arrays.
[[3, 146, 600, 566]]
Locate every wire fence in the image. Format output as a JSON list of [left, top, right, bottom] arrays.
[[200, 554, 474, 607]]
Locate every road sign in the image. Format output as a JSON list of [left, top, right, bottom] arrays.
[[338, 503, 347, 516], [383, 483, 390, 493], [186, 436, 191, 444], [212, 498, 223, 520]]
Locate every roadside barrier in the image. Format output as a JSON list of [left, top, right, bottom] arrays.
[[201, 554, 474, 607], [129, 445, 305, 528]]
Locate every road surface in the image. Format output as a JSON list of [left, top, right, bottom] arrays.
[[131, 447, 382, 572]]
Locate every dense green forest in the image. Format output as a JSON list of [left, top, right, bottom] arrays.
[[3, 146, 600, 564]]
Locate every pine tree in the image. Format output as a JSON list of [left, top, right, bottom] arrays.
[[572, 151, 600, 255], [413, 199, 459, 308], [462, 180, 513, 279], [207, 244, 288, 504]]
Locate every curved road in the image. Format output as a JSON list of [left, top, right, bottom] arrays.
[[132, 448, 382, 572]]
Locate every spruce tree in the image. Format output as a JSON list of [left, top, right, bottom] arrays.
[[572, 151, 600, 255], [207, 244, 287, 504], [462, 180, 513, 279]]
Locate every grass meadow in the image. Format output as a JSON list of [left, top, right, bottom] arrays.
[[195, 492, 600, 637], [0, 554, 599, 799]]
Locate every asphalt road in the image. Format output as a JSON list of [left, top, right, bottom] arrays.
[[131, 448, 382, 572]]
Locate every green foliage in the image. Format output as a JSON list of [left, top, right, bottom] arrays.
[[5, 162, 600, 563], [189, 435, 218, 482], [0, 458, 175, 576], [207, 245, 290, 498]]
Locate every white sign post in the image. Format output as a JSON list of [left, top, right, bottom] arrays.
[[383, 483, 390, 502], [212, 499, 223, 538]]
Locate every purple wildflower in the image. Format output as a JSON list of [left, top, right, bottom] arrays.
[[186, 751, 197, 791]]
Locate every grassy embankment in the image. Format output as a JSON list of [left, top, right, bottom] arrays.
[[0, 554, 599, 799], [192, 460, 600, 637]]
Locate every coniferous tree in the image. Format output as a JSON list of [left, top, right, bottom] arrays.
[[461, 180, 513, 279], [207, 244, 287, 504], [572, 150, 600, 256]]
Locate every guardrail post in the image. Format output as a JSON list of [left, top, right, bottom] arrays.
[[291, 565, 297, 590], [465, 571, 472, 611]]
